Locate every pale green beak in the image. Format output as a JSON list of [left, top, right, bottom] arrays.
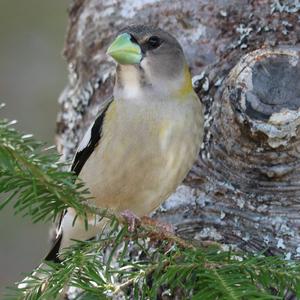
[[106, 33, 142, 65]]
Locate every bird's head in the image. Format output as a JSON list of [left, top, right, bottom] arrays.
[[107, 25, 193, 100]]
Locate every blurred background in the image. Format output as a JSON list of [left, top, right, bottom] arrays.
[[0, 1, 67, 295]]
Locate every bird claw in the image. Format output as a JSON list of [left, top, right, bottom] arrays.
[[121, 210, 141, 232], [120, 211, 174, 234], [141, 216, 175, 234]]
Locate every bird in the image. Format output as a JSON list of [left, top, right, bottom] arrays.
[[45, 24, 204, 262]]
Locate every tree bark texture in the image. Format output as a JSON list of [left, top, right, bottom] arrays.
[[56, 0, 300, 257]]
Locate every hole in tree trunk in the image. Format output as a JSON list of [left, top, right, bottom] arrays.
[[245, 56, 300, 121]]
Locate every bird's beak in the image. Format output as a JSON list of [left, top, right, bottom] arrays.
[[106, 33, 142, 65]]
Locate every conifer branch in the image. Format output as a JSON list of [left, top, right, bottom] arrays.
[[1, 111, 300, 300]]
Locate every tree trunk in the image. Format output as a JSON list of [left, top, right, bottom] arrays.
[[56, 0, 300, 257]]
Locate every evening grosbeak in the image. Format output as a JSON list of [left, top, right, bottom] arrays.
[[46, 25, 204, 262]]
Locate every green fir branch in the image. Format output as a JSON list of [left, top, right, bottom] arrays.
[[8, 229, 300, 300], [0, 111, 92, 222], [1, 110, 300, 299]]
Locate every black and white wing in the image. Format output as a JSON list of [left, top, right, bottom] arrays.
[[71, 97, 114, 176], [45, 97, 113, 262]]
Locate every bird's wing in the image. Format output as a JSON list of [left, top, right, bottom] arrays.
[[45, 97, 114, 263], [71, 96, 114, 176]]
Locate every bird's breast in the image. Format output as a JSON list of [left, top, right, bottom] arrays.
[[79, 97, 203, 216]]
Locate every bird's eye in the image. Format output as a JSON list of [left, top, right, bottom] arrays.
[[147, 36, 161, 49]]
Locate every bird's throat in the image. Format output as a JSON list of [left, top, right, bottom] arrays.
[[114, 63, 194, 102], [115, 65, 143, 100]]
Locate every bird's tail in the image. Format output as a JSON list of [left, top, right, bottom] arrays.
[[44, 233, 63, 263], [17, 210, 106, 296]]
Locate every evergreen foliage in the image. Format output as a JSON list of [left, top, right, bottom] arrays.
[[1, 110, 300, 300]]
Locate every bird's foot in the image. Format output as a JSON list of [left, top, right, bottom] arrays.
[[141, 216, 175, 234], [121, 209, 141, 232]]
